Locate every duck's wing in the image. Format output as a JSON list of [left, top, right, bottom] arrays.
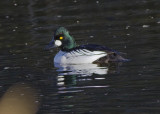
[[74, 44, 119, 54], [75, 44, 129, 62]]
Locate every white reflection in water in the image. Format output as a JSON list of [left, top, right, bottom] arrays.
[[0, 83, 39, 114], [55, 63, 109, 94], [59, 85, 110, 90]]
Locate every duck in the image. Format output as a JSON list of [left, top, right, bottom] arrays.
[[45, 27, 129, 64]]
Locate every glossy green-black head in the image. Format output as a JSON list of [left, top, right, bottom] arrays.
[[46, 27, 76, 51]]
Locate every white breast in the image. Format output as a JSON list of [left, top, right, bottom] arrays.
[[54, 49, 107, 64]]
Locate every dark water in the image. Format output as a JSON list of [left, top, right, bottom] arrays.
[[0, 0, 160, 113]]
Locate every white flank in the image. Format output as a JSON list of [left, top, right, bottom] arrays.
[[54, 49, 107, 64], [55, 40, 62, 47], [55, 63, 108, 75]]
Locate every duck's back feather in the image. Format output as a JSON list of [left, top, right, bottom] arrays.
[[65, 44, 117, 53], [73, 44, 129, 63]]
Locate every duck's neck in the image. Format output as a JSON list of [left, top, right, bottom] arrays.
[[61, 35, 76, 51]]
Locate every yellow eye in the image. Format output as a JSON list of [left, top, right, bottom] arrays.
[[59, 36, 63, 40]]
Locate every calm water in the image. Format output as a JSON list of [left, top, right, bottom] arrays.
[[0, 0, 160, 113]]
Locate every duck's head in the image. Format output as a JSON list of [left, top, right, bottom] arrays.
[[45, 27, 76, 51]]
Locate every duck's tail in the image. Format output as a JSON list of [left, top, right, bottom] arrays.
[[107, 52, 130, 62], [93, 52, 130, 64]]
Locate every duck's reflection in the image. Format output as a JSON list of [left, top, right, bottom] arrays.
[[55, 63, 121, 94], [0, 83, 39, 114], [55, 63, 110, 87], [55, 63, 118, 111]]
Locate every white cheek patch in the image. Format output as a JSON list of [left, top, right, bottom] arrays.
[[55, 40, 62, 47]]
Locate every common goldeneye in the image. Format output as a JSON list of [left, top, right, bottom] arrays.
[[45, 27, 129, 64]]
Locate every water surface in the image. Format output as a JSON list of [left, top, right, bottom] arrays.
[[0, 0, 160, 113]]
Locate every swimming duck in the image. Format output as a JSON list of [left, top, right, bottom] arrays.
[[45, 27, 129, 64]]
